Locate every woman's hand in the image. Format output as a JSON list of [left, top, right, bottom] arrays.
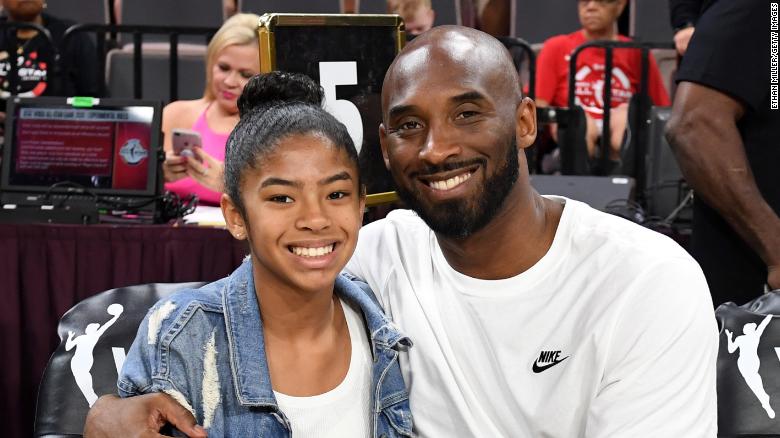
[[185, 147, 225, 193], [163, 152, 188, 183]]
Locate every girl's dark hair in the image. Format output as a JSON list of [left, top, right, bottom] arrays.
[[224, 71, 361, 216]]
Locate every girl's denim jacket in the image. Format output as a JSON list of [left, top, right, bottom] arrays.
[[118, 259, 414, 437]]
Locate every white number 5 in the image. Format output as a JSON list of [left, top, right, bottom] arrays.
[[319, 61, 364, 154]]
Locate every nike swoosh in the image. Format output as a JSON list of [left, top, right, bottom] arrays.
[[532, 356, 569, 373]]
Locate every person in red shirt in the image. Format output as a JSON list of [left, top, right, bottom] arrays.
[[535, 0, 670, 163]]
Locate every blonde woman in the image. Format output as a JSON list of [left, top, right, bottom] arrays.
[[163, 13, 261, 206]]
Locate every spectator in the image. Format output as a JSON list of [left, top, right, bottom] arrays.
[[535, 0, 670, 165], [162, 13, 260, 206], [388, 0, 435, 35], [666, 0, 779, 306], [0, 0, 100, 98]]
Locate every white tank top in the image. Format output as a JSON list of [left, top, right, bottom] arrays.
[[273, 298, 372, 437]]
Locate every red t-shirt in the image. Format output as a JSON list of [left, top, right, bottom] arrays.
[[535, 30, 671, 119]]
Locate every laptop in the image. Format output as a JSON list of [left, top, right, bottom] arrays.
[[0, 96, 163, 223]]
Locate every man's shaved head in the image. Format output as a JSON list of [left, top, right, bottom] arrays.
[[382, 25, 521, 119]]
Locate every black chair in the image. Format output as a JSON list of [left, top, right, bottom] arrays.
[[121, 0, 223, 44], [432, 0, 459, 26], [240, 0, 342, 14], [540, 105, 589, 176], [34, 282, 207, 438], [628, 0, 673, 42], [511, 0, 580, 44], [357, 0, 387, 14], [716, 291, 780, 437], [45, 0, 111, 25], [358, 0, 458, 25], [106, 48, 207, 102]]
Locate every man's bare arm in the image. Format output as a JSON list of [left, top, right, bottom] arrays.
[[666, 81, 780, 289], [84, 394, 206, 438]]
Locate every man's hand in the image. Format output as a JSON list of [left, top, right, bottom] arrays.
[[673, 27, 695, 55], [84, 394, 206, 438]]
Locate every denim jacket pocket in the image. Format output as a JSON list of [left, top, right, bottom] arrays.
[[381, 398, 414, 437]]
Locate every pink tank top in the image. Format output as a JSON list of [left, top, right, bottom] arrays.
[[164, 104, 230, 206]]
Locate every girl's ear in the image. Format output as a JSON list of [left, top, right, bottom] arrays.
[[221, 194, 248, 240]]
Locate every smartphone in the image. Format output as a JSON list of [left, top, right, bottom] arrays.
[[171, 128, 202, 160]]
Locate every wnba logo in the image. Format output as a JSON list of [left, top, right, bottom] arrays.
[[119, 139, 148, 165]]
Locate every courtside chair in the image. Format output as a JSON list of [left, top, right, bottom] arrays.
[[34, 282, 206, 437], [357, 0, 387, 14], [105, 48, 207, 102], [45, 0, 111, 25], [122, 0, 224, 27], [715, 291, 780, 437], [120, 0, 223, 45], [239, 0, 342, 14], [628, 0, 673, 42], [431, 0, 459, 26], [511, 0, 580, 45]]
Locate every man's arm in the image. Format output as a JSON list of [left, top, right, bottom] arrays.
[[84, 393, 206, 438], [666, 82, 780, 289]]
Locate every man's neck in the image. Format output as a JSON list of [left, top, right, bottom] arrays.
[[435, 181, 564, 280], [582, 26, 617, 41]]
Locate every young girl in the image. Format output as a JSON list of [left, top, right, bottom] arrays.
[[119, 72, 413, 437]]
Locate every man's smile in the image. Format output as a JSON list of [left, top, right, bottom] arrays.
[[421, 167, 477, 192], [414, 160, 484, 195]]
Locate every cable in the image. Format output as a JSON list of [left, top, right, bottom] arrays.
[[42, 181, 199, 223], [604, 198, 647, 224], [662, 190, 694, 224]]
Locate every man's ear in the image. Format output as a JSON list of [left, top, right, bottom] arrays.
[[378, 123, 391, 170], [220, 193, 248, 240], [515, 97, 537, 150]]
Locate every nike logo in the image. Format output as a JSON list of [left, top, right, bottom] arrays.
[[532, 350, 569, 373]]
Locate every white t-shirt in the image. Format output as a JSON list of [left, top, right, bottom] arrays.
[[273, 299, 371, 438], [345, 197, 718, 437]]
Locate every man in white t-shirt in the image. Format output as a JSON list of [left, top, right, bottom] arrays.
[[84, 26, 717, 437]]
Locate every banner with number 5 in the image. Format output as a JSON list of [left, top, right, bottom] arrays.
[[257, 13, 404, 202]]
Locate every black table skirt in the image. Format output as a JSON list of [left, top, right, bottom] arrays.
[[0, 223, 248, 438]]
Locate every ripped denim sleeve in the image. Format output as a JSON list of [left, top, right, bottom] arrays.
[[116, 300, 195, 416], [117, 299, 224, 430]]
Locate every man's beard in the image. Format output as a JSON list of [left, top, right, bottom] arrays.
[[395, 138, 520, 239]]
